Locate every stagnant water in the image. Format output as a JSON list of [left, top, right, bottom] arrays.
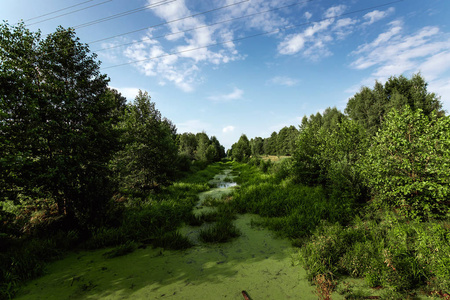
[[15, 169, 348, 300]]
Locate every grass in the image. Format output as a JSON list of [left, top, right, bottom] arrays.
[[199, 218, 241, 243], [228, 160, 450, 298], [103, 241, 137, 259], [0, 161, 229, 299]]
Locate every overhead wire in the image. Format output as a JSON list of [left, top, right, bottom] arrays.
[[101, 0, 404, 70], [73, 0, 177, 29], [31, 0, 249, 59], [25, 0, 95, 22], [93, 0, 316, 53], [28, 0, 113, 26], [88, 0, 250, 44]]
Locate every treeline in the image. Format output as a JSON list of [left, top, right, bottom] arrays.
[[229, 73, 450, 297], [0, 22, 225, 231], [229, 126, 299, 162]]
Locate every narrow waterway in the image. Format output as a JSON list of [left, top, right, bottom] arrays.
[[15, 168, 321, 300]]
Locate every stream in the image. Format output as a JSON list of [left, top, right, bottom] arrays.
[[15, 168, 323, 299]]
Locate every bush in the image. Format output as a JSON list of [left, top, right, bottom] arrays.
[[360, 107, 450, 220], [299, 213, 450, 296]]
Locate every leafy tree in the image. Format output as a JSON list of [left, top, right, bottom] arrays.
[[360, 106, 450, 220], [178, 132, 197, 160], [231, 134, 251, 162], [277, 126, 299, 156], [250, 137, 264, 156], [210, 136, 225, 161], [111, 90, 178, 192], [293, 107, 367, 200], [263, 132, 278, 155], [0, 22, 119, 224], [346, 74, 443, 135], [195, 132, 210, 161]]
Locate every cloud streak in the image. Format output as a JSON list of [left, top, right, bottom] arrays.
[[208, 87, 244, 102]]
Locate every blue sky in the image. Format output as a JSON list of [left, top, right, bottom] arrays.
[[2, 0, 450, 149]]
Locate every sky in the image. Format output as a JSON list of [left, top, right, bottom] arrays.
[[2, 0, 450, 149]]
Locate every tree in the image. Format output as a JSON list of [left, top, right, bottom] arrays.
[[195, 132, 210, 161], [231, 134, 251, 162], [0, 23, 119, 224], [210, 136, 225, 161], [360, 106, 450, 220], [346, 74, 443, 135], [178, 132, 197, 160], [111, 90, 178, 192], [250, 137, 264, 156]]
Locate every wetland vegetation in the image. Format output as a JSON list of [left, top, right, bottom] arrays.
[[1, 22, 450, 300]]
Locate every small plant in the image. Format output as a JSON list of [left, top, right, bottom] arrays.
[[199, 219, 240, 243], [103, 241, 137, 259], [315, 273, 336, 300], [153, 231, 193, 250]]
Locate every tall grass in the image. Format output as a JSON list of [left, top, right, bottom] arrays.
[[0, 161, 228, 299], [299, 213, 450, 297]]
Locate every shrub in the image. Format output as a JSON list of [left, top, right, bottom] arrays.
[[360, 107, 450, 220]]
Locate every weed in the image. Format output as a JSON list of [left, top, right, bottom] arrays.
[[315, 273, 336, 300], [103, 241, 137, 259], [199, 219, 240, 243], [153, 231, 192, 250]]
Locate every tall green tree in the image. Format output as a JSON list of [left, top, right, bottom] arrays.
[[231, 134, 251, 162], [360, 106, 450, 220], [195, 132, 210, 162], [0, 23, 119, 224], [111, 90, 178, 192], [346, 74, 443, 135], [178, 132, 198, 160], [250, 137, 264, 156]]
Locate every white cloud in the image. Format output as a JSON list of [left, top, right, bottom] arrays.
[[349, 20, 450, 111], [223, 125, 235, 133], [109, 87, 140, 101], [363, 7, 395, 26], [278, 5, 356, 60], [268, 76, 299, 86], [304, 11, 312, 20], [177, 119, 211, 133], [208, 87, 244, 102], [324, 5, 346, 18]]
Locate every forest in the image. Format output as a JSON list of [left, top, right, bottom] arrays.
[[1, 22, 450, 299]]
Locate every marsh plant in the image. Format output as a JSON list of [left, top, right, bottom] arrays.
[[199, 218, 241, 243]]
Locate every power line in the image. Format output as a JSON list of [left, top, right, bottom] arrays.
[[88, 0, 250, 44], [93, 0, 316, 53], [25, 0, 95, 22], [101, 0, 404, 70], [73, 0, 177, 29], [28, 0, 113, 26]]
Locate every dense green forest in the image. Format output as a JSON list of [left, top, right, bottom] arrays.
[[1, 22, 450, 299]]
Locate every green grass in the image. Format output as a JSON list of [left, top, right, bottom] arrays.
[[0, 161, 229, 299], [199, 218, 241, 243]]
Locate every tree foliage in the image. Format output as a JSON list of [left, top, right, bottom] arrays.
[[230, 134, 251, 162], [111, 90, 178, 192], [346, 73, 443, 135], [0, 22, 120, 224], [360, 106, 450, 220]]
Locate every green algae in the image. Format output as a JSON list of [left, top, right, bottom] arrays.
[[13, 167, 325, 300], [16, 214, 320, 300]]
